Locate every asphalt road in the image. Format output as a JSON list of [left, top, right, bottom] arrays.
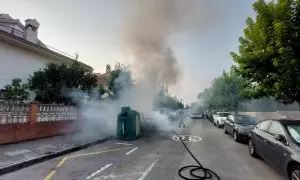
[[0, 119, 286, 180]]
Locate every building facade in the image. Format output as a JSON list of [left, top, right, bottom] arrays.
[[0, 14, 92, 98]]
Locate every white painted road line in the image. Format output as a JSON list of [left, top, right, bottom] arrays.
[[116, 142, 133, 146], [125, 147, 138, 155], [138, 158, 159, 180], [101, 172, 142, 179], [86, 163, 112, 180]]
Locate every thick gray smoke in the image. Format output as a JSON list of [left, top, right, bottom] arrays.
[[123, 0, 188, 87], [73, 0, 219, 138]]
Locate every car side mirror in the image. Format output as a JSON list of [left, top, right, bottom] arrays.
[[274, 134, 287, 144]]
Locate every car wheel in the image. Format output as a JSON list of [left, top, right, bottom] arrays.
[[233, 131, 239, 142], [248, 139, 258, 158], [290, 165, 300, 180], [224, 126, 228, 134]]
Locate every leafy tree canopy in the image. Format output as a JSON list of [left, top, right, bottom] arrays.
[[3, 78, 29, 103], [29, 62, 97, 104], [155, 83, 184, 110], [231, 0, 300, 105], [198, 71, 248, 111], [103, 62, 134, 99]]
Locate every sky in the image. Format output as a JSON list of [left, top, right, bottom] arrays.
[[0, 0, 256, 104]]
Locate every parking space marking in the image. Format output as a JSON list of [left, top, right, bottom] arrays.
[[56, 157, 68, 168], [101, 172, 142, 179], [44, 170, 56, 180], [68, 147, 131, 158], [137, 158, 159, 180], [44, 146, 132, 180], [116, 142, 133, 146], [86, 163, 112, 180], [125, 147, 138, 155]]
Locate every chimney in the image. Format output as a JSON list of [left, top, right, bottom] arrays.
[[24, 19, 39, 44]]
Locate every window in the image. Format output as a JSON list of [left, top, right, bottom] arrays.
[[286, 125, 300, 145], [235, 116, 258, 125], [258, 120, 271, 132], [268, 122, 284, 136]]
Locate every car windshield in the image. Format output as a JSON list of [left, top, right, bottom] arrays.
[[235, 116, 258, 125], [219, 113, 230, 117], [286, 125, 300, 144]]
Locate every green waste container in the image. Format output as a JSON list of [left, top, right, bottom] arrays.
[[117, 107, 141, 140]]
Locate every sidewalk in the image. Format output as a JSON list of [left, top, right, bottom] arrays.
[[0, 133, 109, 174]]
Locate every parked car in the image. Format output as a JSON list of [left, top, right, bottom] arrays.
[[207, 112, 215, 122], [224, 115, 259, 142], [213, 112, 231, 128], [248, 119, 300, 180], [190, 113, 203, 119]]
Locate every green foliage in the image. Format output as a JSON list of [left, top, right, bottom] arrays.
[[28, 62, 97, 104], [3, 78, 29, 102], [106, 62, 133, 99], [98, 84, 107, 96], [231, 0, 300, 105], [155, 83, 184, 110], [198, 71, 248, 111]]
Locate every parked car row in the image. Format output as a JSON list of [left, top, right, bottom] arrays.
[[207, 112, 300, 180]]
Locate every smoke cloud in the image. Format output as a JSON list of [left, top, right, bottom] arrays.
[[74, 0, 217, 138], [123, 0, 188, 87]]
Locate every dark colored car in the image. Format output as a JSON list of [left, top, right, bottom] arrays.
[[207, 112, 214, 122], [248, 119, 300, 180], [224, 115, 259, 142]]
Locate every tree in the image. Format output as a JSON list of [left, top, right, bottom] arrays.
[[106, 62, 133, 99], [28, 62, 97, 104], [198, 71, 247, 112], [155, 83, 184, 110], [3, 78, 29, 102], [231, 0, 300, 106]]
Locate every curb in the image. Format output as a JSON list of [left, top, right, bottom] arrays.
[[0, 137, 110, 176]]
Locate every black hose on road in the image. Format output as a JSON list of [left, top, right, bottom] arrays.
[[170, 130, 221, 180]]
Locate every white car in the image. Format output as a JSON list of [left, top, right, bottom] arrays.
[[213, 112, 231, 128]]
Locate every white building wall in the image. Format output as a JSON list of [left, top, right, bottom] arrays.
[[0, 40, 61, 89]]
